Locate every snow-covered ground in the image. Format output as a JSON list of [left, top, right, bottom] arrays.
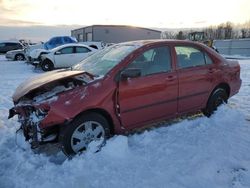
[[0, 55, 250, 188]]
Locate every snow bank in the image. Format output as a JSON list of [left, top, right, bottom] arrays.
[[0, 55, 250, 188]]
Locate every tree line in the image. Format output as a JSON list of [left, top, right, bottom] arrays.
[[162, 20, 250, 40]]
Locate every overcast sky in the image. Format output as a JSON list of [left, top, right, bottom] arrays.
[[0, 0, 250, 41]]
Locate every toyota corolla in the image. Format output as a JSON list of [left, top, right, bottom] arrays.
[[9, 40, 241, 156]]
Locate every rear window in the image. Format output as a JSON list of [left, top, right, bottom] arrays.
[[64, 37, 73, 43], [175, 46, 206, 68], [76, 47, 91, 53]]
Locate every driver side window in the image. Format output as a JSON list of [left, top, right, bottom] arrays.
[[127, 46, 171, 76], [58, 47, 74, 54]]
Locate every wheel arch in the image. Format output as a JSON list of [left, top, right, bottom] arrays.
[[75, 108, 115, 135], [15, 53, 25, 60], [205, 82, 230, 108], [42, 58, 54, 66], [40, 58, 54, 71], [203, 82, 230, 117], [212, 83, 230, 98], [39, 52, 48, 60]]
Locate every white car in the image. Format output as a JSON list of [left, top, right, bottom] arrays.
[[24, 42, 44, 62], [5, 49, 26, 61], [39, 43, 97, 71], [25, 36, 77, 63]]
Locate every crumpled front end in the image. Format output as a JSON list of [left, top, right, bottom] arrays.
[[9, 70, 94, 149], [9, 104, 53, 148]]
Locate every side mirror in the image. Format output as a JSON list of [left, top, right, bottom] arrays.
[[55, 51, 61, 55], [120, 68, 141, 81]]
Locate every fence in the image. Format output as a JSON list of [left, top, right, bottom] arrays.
[[213, 38, 250, 57]]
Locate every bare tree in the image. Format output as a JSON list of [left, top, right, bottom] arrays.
[[224, 22, 233, 39], [176, 31, 185, 40], [241, 29, 247, 38], [215, 24, 224, 39], [203, 26, 216, 40], [161, 31, 176, 39]]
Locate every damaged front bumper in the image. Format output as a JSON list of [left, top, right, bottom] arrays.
[[9, 106, 57, 149]]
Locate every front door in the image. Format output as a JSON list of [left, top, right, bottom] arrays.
[[118, 46, 178, 129], [54, 47, 74, 68]]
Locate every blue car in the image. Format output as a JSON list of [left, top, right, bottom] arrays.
[[44, 36, 77, 50]]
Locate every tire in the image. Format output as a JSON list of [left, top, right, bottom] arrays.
[[41, 59, 54, 71], [60, 112, 111, 156], [203, 88, 228, 117], [15, 54, 25, 61]]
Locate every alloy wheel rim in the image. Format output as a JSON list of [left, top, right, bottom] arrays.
[[17, 55, 23, 60], [70, 121, 105, 153], [214, 97, 223, 108], [44, 64, 49, 69]]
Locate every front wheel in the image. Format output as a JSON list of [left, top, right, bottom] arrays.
[[15, 54, 25, 61], [60, 113, 111, 156], [203, 88, 228, 117], [40, 59, 54, 71]]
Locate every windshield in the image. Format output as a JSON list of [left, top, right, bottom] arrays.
[[73, 44, 139, 76]]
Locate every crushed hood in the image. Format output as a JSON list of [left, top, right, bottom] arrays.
[[13, 69, 86, 103]]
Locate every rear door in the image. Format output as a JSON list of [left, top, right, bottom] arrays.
[[175, 45, 215, 113], [73, 46, 92, 65], [118, 45, 178, 129]]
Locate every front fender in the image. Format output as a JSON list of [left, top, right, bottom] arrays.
[[30, 49, 49, 59]]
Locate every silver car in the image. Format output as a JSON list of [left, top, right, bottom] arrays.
[[5, 49, 26, 61]]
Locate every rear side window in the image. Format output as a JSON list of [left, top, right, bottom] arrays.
[[175, 46, 206, 68], [0, 43, 6, 47], [76, 47, 91, 53], [63, 37, 75, 43], [128, 46, 172, 76], [49, 37, 62, 45]]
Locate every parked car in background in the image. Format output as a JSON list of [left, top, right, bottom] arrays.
[[25, 36, 77, 62], [38, 43, 97, 71], [79, 41, 105, 50], [0, 41, 23, 53], [29, 41, 104, 64], [9, 40, 241, 156], [5, 49, 26, 61]]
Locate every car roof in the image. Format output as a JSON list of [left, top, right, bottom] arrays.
[[50, 43, 90, 52], [120, 39, 204, 46], [117, 39, 223, 61]]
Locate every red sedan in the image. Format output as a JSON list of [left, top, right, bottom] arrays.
[[9, 40, 241, 156]]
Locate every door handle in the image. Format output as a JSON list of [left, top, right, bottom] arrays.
[[166, 75, 176, 81], [208, 68, 216, 73]]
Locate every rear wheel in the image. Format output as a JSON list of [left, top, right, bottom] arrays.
[[60, 112, 111, 156], [41, 59, 54, 71], [203, 88, 228, 117], [15, 54, 25, 61]]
